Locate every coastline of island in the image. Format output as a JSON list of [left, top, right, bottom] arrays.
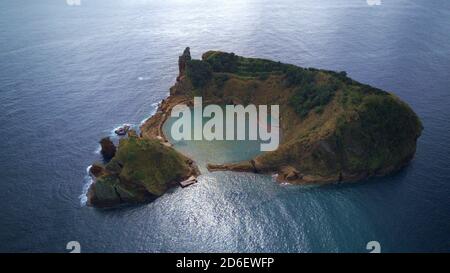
[[86, 47, 423, 208]]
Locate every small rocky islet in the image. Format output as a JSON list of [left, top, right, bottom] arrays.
[[87, 47, 422, 208]]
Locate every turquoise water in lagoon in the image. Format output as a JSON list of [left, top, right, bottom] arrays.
[[1, 0, 450, 252], [163, 105, 268, 172]]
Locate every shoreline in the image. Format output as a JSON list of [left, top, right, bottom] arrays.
[[137, 90, 352, 185], [137, 84, 418, 186], [86, 48, 422, 207], [189, 49, 420, 185]]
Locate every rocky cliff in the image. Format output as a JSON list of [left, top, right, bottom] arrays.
[[87, 48, 422, 207], [88, 131, 198, 207], [176, 49, 423, 184]]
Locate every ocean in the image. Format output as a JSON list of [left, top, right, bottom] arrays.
[[0, 0, 449, 252]]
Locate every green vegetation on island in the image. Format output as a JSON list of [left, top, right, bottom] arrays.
[[88, 47, 422, 207], [183, 49, 422, 183]]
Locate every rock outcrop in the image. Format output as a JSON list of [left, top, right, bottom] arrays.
[[88, 48, 423, 207], [88, 134, 199, 208], [89, 163, 104, 177], [99, 137, 116, 160], [177, 47, 191, 82]]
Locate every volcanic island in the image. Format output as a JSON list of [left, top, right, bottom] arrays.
[[87, 47, 422, 208]]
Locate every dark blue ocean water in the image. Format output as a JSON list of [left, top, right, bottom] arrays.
[[1, 0, 449, 252]]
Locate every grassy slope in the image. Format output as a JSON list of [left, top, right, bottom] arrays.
[[113, 136, 191, 195], [185, 51, 423, 181], [89, 135, 193, 207]]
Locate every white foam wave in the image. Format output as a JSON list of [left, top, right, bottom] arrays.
[[140, 101, 161, 125], [79, 165, 93, 206], [94, 144, 101, 155]]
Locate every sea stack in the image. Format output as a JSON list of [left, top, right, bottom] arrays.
[[177, 47, 191, 81], [99, 137, 116, 160]]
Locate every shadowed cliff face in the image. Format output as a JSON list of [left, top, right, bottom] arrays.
[[99, 137, 116, 160], [177, 47, 191, 82]]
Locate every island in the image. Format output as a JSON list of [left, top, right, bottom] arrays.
[[87, 47, 422, 207]]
